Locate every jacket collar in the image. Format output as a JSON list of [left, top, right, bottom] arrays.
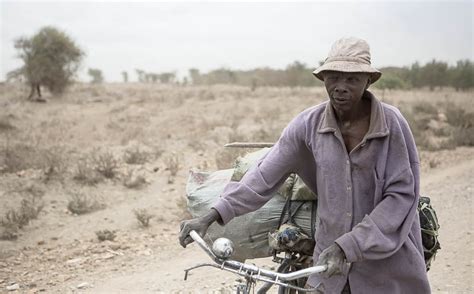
[[317, 91, 389, 140]]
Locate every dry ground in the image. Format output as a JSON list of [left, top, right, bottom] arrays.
[[0, 83, 472, 293]]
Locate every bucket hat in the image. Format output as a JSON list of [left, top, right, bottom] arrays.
[[313, 37, 382, 84]]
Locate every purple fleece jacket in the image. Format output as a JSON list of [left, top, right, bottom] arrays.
[[213, 91, 430, 294]]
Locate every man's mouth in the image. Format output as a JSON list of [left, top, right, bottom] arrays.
[[333, 97, 348, 103]]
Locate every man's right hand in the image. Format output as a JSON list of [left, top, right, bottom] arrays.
[[178, 208, 221, 248]]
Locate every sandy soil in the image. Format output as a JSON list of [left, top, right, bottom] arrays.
[[0, 84, 472, 293]]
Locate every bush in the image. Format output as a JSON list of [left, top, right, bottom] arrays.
[[165, 153, 180, 177], [41, 147, 67, 183], [0, 185, 45, 240], [123, 169, 147, 189], [133, 209, 154, 228], [0, 138, 39, 174], [92, 150, 119, 179], [95, 230, 116, 242], [123, 146, 151, 165], [67, 191, 104, 215], [73, 159, 103, 186]]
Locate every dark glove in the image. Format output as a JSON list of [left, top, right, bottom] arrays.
[[316, 243, 347, 278], [178, 208, 221, 248]]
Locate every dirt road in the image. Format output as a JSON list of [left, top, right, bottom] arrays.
[[31, 154, 471, 293]]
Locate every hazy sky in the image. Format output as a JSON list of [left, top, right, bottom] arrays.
[[1, 0, 473, 82]]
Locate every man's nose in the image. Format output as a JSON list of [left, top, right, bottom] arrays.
[[334, 83, 348, 94]]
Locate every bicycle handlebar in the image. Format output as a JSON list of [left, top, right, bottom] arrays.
[[185, 230, 327, 291]]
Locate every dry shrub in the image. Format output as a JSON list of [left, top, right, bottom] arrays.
[[123, 146, 151, 165], [444, 105, 474, 146], [92, 150, 119, 179], [133, 209, 153, 227], [401, 102, 474, 150], [123, 169, 147, 189], [451, 127, 474, 146], [73, 158, 102, 186], [0, 185, 45, 240], [67, 191, 104, 215], [166, 153, 180, 177], [95, 229, 116, 242], [41, 146, 67, 183], [0, 138, 39, 173]]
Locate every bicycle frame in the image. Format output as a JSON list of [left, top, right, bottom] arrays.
[[184, 230, 327, 293]]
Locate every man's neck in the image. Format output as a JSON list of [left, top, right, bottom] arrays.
[[334, 97, 371, 125]]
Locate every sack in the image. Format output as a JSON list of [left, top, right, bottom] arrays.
[[418, 196, 441, 271], [186, 169, 315, 262], [231, 149, 317, 201]]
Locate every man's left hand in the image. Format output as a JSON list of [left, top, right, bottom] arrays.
[[316, 243, 346, 278]]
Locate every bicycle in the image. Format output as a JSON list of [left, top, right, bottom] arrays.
[[184, 230, 327, 294]]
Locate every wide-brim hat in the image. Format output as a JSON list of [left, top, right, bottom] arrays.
[[313, 37, 382, 84]]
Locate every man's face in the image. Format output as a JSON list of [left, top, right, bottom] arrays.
[[322, 71, 370, 113]]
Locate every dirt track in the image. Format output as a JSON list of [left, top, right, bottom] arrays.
[[1, 151, 471, 293]]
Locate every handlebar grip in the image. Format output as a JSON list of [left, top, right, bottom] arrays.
[[189, 230, 218, 260]]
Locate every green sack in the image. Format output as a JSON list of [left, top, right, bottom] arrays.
[[231, 148, 317, 201], [231, 148, 270, 182], [291, 175, 317, 201]]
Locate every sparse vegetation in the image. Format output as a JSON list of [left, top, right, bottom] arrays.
[[67, 191, 104, 215], [123, 146, 151, 165], [123, 168, 147, 189], [401, 102, 474, 150], [95, 229, 116, 242], [166, 153, 180, 177], [133, 209, 154, 227], [41, 147, 67, 183], [0, 136, 39, 174], [73, 158, 103, 186], [92, 150, 119, 179], [0, 184, 45, 240]]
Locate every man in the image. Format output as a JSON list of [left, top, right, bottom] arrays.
[[179, 37, 430, 293]]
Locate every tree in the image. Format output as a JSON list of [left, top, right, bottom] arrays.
[[135, 69, 146, 82], [87, 68, 104, 84], [420, 59, 448, 91], [189, 68, 201, 85], [159, 72, 176, 84], [121, 71, 128, 83], [450, 60, 474, 91], [8, 26, 84, 100]]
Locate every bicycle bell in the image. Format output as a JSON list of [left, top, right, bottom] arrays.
[[212, 237, 234, 259]]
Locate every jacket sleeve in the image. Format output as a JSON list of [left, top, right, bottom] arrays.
[[212, 114, 311, 225], [335, 113, 420, 262]]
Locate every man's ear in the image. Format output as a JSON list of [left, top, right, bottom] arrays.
[[365, 76, 371, 90]]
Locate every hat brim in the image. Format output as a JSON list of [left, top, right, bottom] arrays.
[[313, 61, 382, 84]]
